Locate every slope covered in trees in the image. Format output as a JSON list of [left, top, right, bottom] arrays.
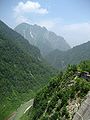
[[45, 41, 90, 69], [0, 20, 55, 120], [29, 60, 90, 120], [14, 23, 70, 56]]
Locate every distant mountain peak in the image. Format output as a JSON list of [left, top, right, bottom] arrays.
[[14, 22, 70, 56]]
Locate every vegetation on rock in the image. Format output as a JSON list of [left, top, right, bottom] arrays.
[[30, 60, 90, 120]]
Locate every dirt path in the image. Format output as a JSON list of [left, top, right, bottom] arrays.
[[8, 99, 33, 120]]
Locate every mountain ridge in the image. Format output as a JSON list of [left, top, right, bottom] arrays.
[[14, 23, 70, 56], [45, 41, 90, 69]]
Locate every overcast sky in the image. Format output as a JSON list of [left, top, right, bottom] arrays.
[[0, 0, 90, 47]]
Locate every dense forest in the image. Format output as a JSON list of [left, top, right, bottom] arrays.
[[0, 20, 55, 120]]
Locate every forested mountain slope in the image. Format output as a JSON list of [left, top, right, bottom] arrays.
[[30, 60, 90, 120], [14, 23, 70, 56], [45, 41, 90, 69], [0, 20, 55, 120]]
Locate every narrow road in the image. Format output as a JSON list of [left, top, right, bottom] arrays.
[[8, 99, 33, 120]]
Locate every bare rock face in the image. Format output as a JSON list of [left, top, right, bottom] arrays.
[[14, 23, 70, 56], [73, 91, 90, 120], [66, 98, 81, 120]]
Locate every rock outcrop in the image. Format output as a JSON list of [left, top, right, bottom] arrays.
[[73, 91, 90, 120]]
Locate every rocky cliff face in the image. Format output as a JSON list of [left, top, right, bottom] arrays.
[[14, 23, 70, 56], [73, 91, 90, 120]]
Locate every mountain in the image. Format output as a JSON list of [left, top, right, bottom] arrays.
[[14, 23, 70, 56], [45, 41, 90, 69], [0, 20, 55, 120], [29, 60, 90, 120]]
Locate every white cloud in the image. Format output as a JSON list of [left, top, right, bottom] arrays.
[[60, 23, 90, 47], [14, 1, 48, 15], [62, 23, 90, 32], [15, 15, 31, 24], [38, 20, 55, 29], [13, 1, 48, 24], [37, 18, 63, 30]]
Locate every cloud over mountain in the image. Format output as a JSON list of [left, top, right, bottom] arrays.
[[13, 1, 48, 24]]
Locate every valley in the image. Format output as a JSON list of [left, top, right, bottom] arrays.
[[0, 20, 90, 120], [0, 0, 90, 120]]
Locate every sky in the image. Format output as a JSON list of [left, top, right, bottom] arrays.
[[0, 0, 90, 47]]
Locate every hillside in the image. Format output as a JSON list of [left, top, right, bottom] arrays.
[[45, 41, 90, 69], [29, 60, 90, 120], [14, 23, 70, 56], [0, 20, 55, 120]]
